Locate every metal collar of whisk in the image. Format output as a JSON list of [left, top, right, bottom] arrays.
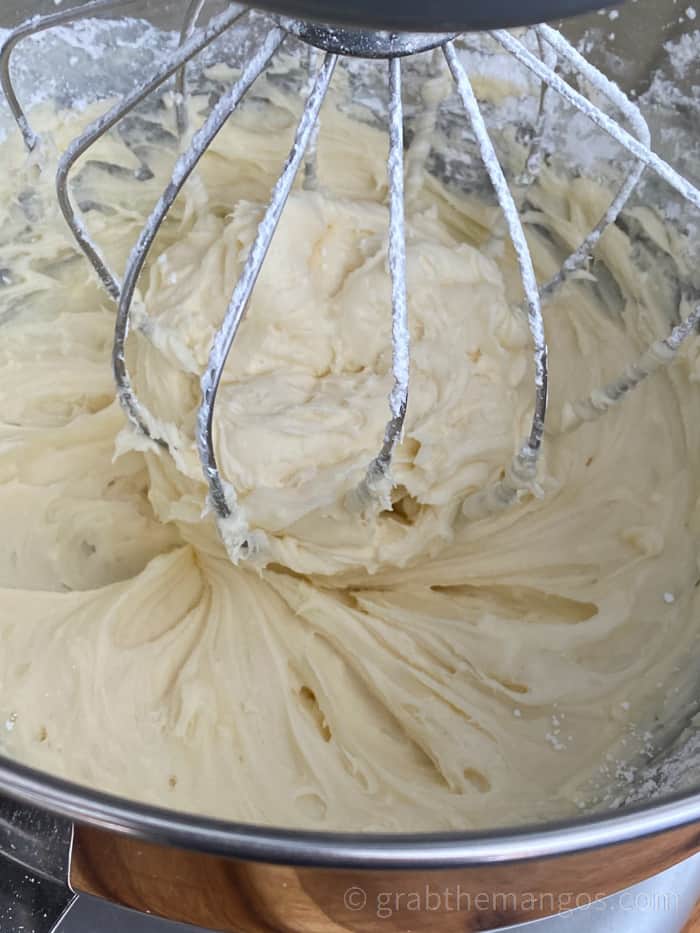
[[2, 1, 700, 563], [276, 20, 457, 57]]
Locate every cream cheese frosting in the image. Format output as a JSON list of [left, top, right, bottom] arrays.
[[1, 69, 700, 831]]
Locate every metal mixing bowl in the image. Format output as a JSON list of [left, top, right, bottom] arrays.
[[1, 1, 700, 930]]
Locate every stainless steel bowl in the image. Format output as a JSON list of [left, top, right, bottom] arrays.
[[1, 1, 700, 930]]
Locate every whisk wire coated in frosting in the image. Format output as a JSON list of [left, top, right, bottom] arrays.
[[52, 3, 251, 302], [345, 55, 410, 515], [3, 1, 700, 560], [197, 48, 338, 553], [116, 22, 286, 449]]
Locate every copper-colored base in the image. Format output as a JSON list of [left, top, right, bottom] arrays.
[[684, 902, 700, 932], [71, 822, 700, 932]]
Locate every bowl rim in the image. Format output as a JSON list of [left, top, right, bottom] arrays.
[[1, 753, 700, 868]]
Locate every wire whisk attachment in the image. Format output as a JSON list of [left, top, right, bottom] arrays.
[[3, 5, 700, 561]]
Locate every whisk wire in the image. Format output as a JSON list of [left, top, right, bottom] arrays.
[[444, 40, 548, 517], [197, 51, 338, 548], [348, 55, 410, 512], [0, 0, 143, 153], [561, 302, 700, 433], [495, 25, 700, 429], [55, 3, 248, 301], [533, 25, 650, 299], [494, 27, 700, 212], [175, 0, 209, 135], [302, 45, 323, 189], [517, 30, 557, 189], [115, 25, 286, 444]]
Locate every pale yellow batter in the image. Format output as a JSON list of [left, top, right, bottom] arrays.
[[1, 68, 700, 830]]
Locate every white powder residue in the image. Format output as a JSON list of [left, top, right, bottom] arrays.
[[663, 28, 700, 79], [0, 18, 176, 143], [611, 716, 700, 808]]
